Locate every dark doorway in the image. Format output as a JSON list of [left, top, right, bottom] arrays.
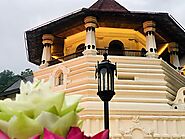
[[108, 40, 124, 56]]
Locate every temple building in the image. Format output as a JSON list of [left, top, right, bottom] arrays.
[[25, 0, 185, 138]]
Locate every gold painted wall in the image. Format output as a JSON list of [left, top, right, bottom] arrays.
[[64, 27, 146, 56]]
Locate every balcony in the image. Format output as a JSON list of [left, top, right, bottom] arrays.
[[49, 48, 146, 66]]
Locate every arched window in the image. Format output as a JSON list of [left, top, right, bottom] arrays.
[[108, 40, 124, 56], [76, 43, 85, 57], [52, 65, 69, 89], [55, 72, 64, 86]]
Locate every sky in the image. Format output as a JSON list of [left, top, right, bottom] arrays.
[[0, 0, 185, 74]]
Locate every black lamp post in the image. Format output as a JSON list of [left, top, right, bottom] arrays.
[[96, 53, 117, 137]]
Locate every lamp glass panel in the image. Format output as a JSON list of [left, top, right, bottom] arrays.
[[100, 68, 108, 91]]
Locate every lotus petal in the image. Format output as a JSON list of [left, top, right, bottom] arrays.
[[52, 111, 78, 137], [77, 120, 83, 128], [0, 79, 82, 139], [19, 80, 32, 97], [0, 120, 9, 136], [43, 128, 65, 139], [47, 106, 59, 115], [36, 111, 59, 130], [8, 113, 42, 139], [91, 129, 109, 139], [28, 134, 41, 139], [0, 112, 12, 121], [0, 130, 10, 139], [66, 127, 109, 139], [66, 127, 84, 139], [60, 95, 82, 116], [33, 92, 64, 118], [0, 100, 34, 118]]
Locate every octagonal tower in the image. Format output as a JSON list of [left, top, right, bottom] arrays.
[[25, 0, 185, 138]]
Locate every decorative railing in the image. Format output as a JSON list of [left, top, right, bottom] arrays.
[[96, 48, 146, 57], [48, 51, 83, 66], [49, 48, 146, 66], [62, 51, 83, 61]]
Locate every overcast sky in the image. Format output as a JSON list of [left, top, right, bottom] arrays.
[[0, 0, 185, 74]]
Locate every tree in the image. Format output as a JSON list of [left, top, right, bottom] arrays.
[[0, 69, 33, 92], [20, 68, 33, 77], [0, 70, 19, 92]]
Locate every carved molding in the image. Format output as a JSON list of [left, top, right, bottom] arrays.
[[120, 116, 154, 139], [170, 87, 185, 110]]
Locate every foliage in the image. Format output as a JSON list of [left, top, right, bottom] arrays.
[[0, 69, 33, 92], [0, 70, 19, 92], [21, 68, 33, 77]]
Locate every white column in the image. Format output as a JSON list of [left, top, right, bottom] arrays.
[[143, 21, 158, 58], [83, 16, 98, 55], [168, 42, 181, 69], [40, 34, 54, 68]]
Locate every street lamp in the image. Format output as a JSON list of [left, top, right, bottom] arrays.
[[96, 53, 117, 137]]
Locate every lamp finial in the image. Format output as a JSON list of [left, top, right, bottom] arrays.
[[103, 53, 108, 60]]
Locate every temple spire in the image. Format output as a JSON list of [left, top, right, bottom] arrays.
[[89, 0, 129, 12]]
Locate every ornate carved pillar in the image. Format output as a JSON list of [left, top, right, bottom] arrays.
[[83, 16, 98, 55], [143, 21, 158, 58], [168, 42, 180, 69], [40, 34, 54, 68]]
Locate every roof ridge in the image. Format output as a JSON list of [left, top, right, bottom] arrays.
[[89, 0, 129, 12]]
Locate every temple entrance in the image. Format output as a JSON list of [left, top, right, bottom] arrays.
[[108, 40, 124, 56]]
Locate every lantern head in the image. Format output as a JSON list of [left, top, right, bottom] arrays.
[[96, 53, 117, 101]]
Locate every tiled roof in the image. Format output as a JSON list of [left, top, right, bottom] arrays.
[[25, 0, 185, 65], [0, 75, 33, 97], [89, 0, 129, 12]]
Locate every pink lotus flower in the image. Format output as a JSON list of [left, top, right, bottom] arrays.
[[66, 127, 109, 139], [29, 134, 41, 139], [0, 127, 109, 139], [43, 128, 65, 139], [30, 127, 109, 139], [0, 130, 10, 139]]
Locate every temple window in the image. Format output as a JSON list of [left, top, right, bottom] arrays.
[[55, 71, 64, 86]]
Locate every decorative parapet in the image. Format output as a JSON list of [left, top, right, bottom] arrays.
[[120, 116, 154, 139], [169, 87, 185, 110], [160, 60, 185, 101]]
